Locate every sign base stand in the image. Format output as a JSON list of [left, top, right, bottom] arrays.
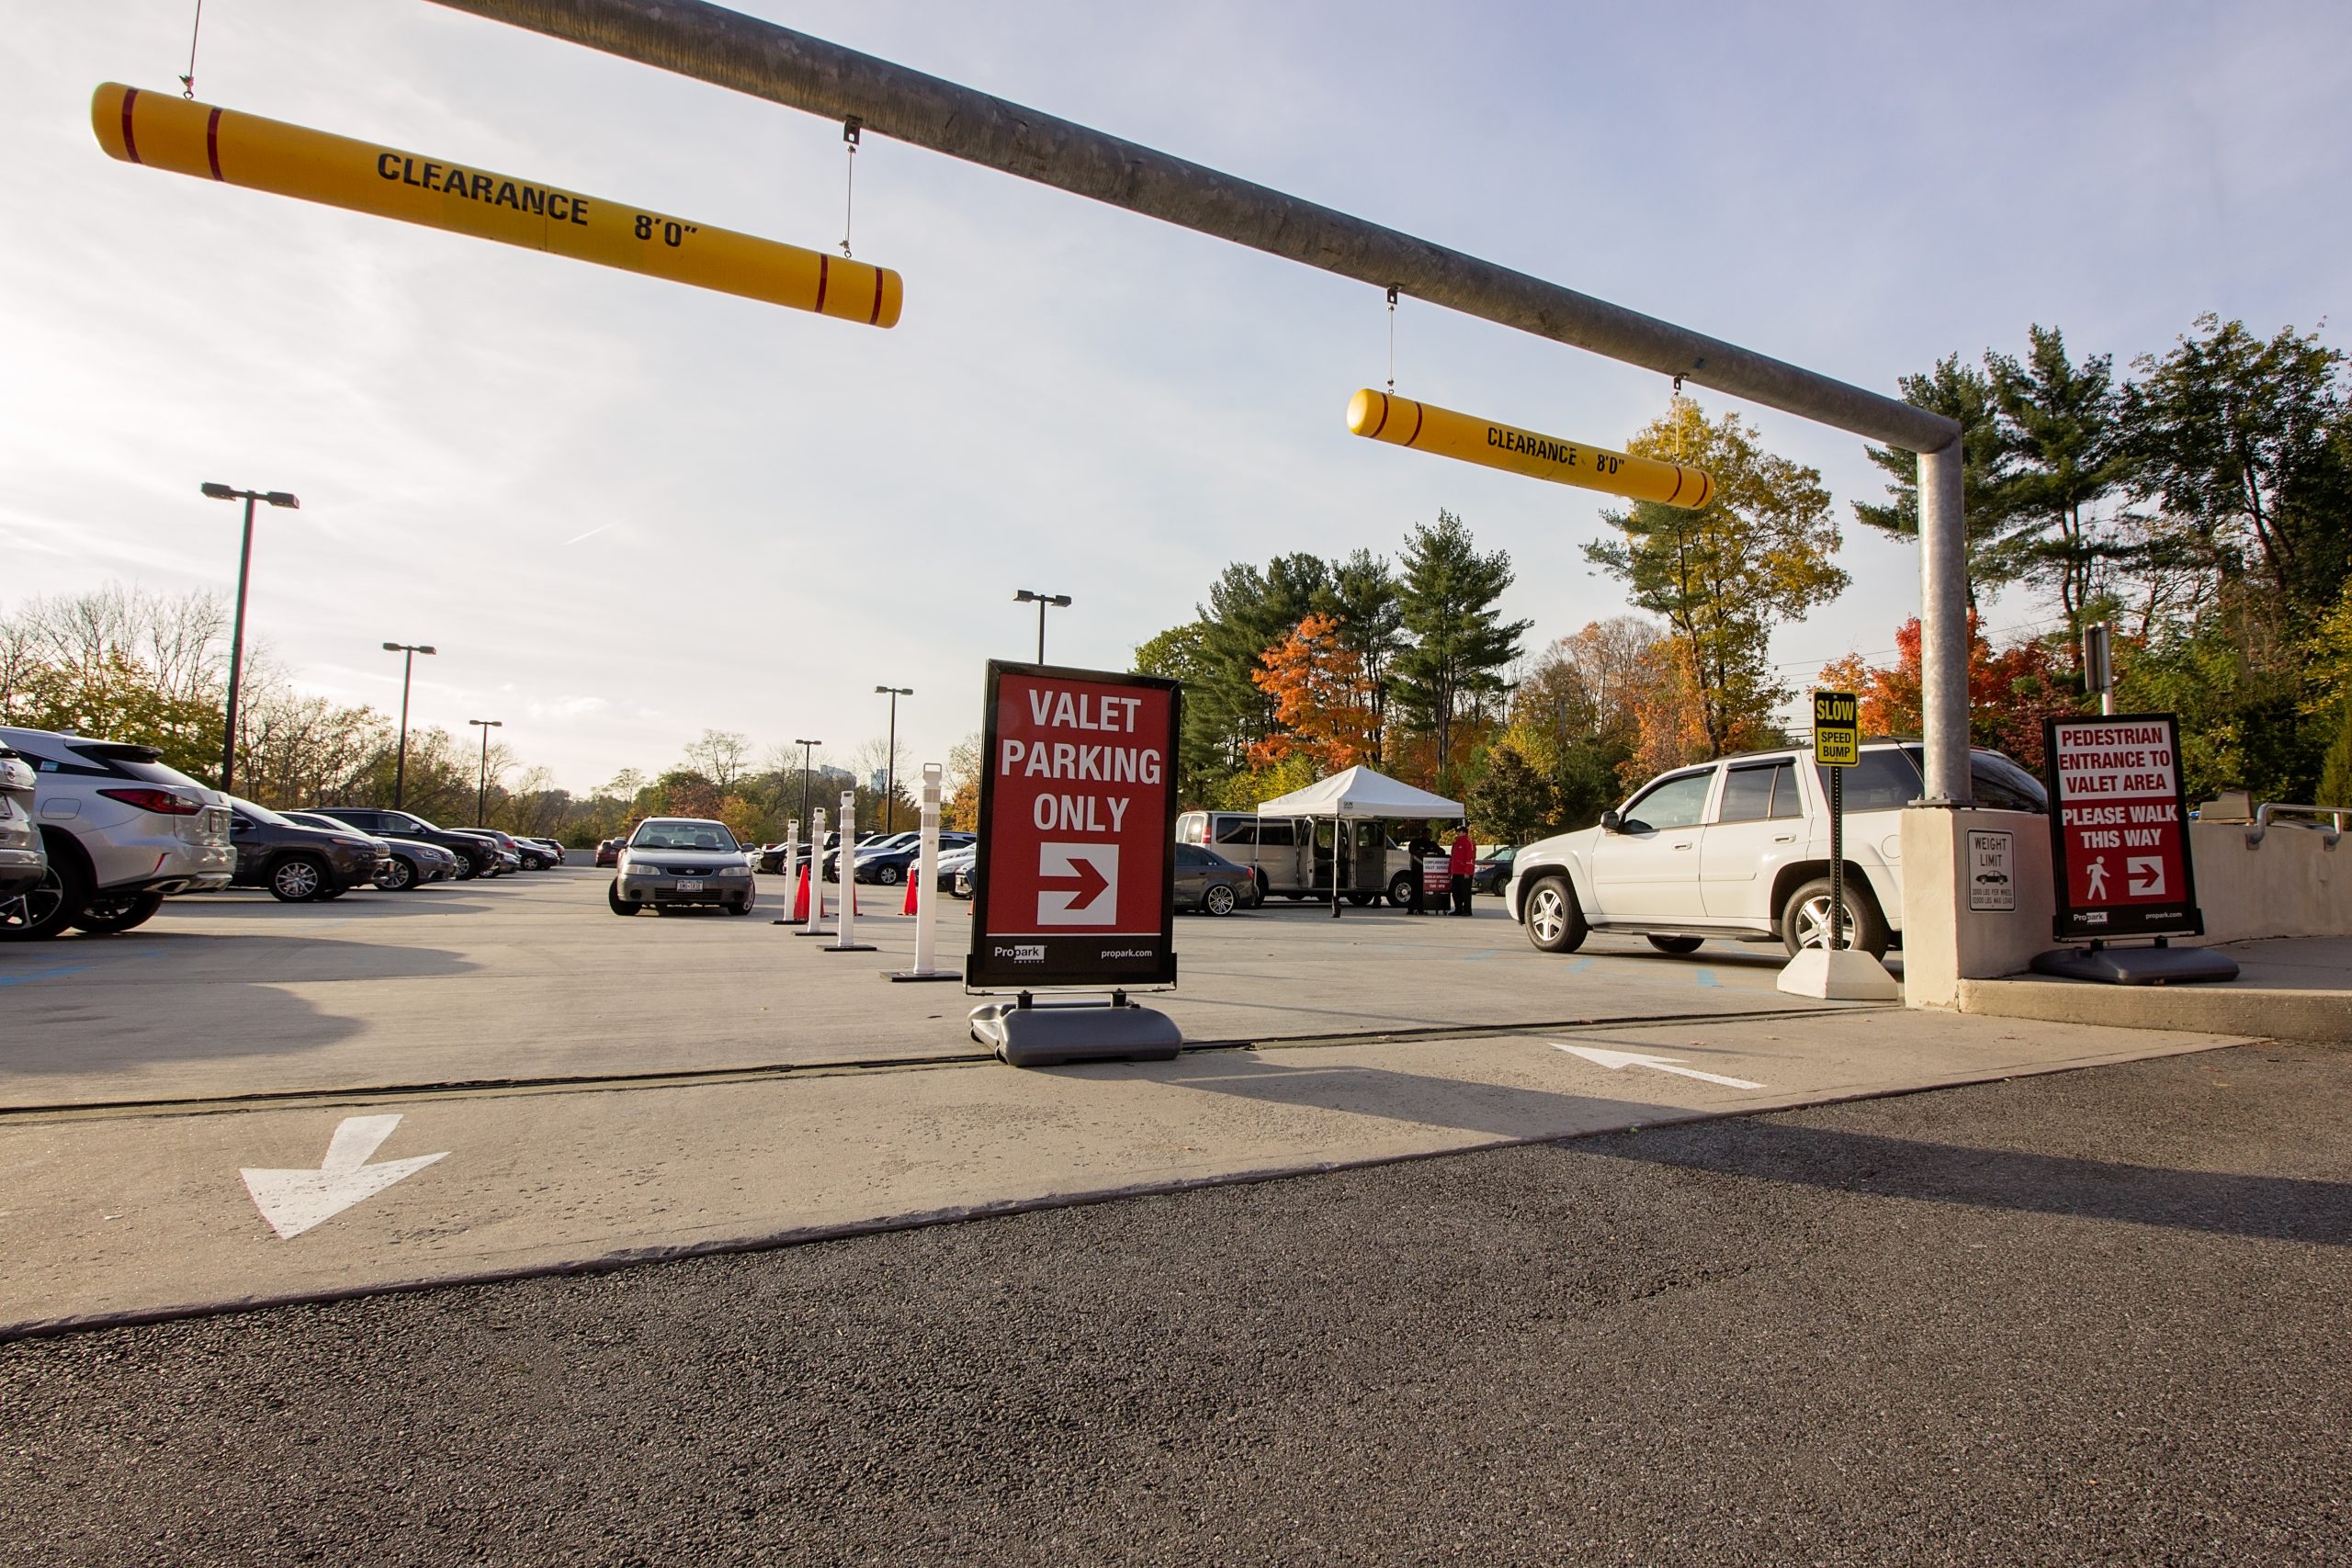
[[887, 968, 961, 984], [1776, 947, 1901, 1001], [969, 991, 1182, 1067], [2030, 942, 2239, 986]]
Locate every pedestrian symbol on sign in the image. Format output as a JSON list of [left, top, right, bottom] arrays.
[[1036, 843, 1118, 926]]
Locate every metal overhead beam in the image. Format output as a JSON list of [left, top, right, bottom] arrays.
[[422, 0, 1974, 807], [424, 0, 1957, 457]]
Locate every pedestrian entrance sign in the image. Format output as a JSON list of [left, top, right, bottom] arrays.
[[1813, 691, 1860, 767], [2041, 713, 2202, 942], [967, 662, 1180, 990], [89, 84, 903, 327]]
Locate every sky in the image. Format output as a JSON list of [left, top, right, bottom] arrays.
[[5, 0, 2348, 794]]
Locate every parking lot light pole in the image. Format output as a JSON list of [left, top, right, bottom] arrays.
[[200, 482, 300, 793], [1012, 589, 1070, 663], [467, 718, 503, 826], [874, 686, 911, 831], [794, 739, 821, 831], [382, 642, 437, 807]]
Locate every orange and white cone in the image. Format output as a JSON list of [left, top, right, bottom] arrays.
[[902, 865, 920, 916], [793, 863, 810, 922]]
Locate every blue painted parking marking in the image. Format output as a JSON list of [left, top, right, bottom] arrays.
[[0, 963, 95, 987], [1693, 968, 1720, 987]]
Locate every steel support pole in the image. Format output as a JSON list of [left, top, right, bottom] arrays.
[[393, 649, 414, 809], [424, 0, 1959, 455], [1917, 442, 1971, 806], [427, 0, 1973, 797], [220, 496, 255, 794]]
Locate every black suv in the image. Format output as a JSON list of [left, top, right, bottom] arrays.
[[228, 797, 387, 902], [317, 807, 507, 880]]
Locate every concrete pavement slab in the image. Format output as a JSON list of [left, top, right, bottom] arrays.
[[0, 1006, 2241, 1335]]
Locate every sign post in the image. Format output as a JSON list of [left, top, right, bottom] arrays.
[[1777, 691, 1898, 1000], [965, 660, 1182, 1066], [2031, 713, 2237, 984], [826, 789, 875, 953]]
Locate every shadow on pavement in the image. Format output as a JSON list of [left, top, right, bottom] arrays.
[[1579, 1116, 2352, 1246], [1156, 1053, 1688, 1142]]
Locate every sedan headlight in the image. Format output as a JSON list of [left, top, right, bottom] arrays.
[[622, 858, 664, 877]]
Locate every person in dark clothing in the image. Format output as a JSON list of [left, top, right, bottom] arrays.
[[1448, 829, 1476, 916], [1408, 828, 1438, 914]]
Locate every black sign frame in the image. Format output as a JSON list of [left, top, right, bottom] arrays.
[[965, 660, 1182, 992], [2041, 711, 2204, 942]]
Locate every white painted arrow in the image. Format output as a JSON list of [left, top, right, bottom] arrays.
[[240, 1114, 447, 1239], [1551, 1043, 1766, 1090]]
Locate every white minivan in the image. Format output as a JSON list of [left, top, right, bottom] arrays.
[[1504, 742, 2047, 959]]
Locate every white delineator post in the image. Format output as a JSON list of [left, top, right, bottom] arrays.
[[910, 762, 953, 977], [778, 819, 797, 923], [804, 807, 827, 935], [829, 788, 875, 952]]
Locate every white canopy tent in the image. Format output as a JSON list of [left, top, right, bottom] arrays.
[[1255, 765, 1464, 821], [1255, 766, 1464, 919]]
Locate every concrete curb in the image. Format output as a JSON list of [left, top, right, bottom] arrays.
[[1959, 978, 2352, 1042]]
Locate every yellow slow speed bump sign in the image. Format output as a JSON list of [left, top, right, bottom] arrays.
[[89, 84, 902, 326], [1813, 690, 1860, 767], [1346, 389, 1713, 508]]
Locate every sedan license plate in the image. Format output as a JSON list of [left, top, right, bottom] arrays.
[[674, 878, 704, 892]]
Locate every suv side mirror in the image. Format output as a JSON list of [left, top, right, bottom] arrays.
[[1599, 809, 1621, 834]]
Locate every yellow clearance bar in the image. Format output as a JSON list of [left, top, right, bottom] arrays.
[[1346, 389, 1713, 509], [90, 84, 901, 328]]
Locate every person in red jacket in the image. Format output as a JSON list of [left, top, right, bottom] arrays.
[[1448, 828, 1476, 916]]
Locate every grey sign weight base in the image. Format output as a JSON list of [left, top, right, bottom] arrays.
[[969, 997, 1182, 1067], [2029, 945, 2240, 986]]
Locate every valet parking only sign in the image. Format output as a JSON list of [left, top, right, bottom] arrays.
[[967, 662, 1181, 989], [2042, 713, 2203, 942]]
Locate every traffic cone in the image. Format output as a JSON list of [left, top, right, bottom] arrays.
[[793, 863, 810, 921], [902, 865, 920, 916]]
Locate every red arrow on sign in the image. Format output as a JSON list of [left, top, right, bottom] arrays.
[[1040, 854, 1111, 912]]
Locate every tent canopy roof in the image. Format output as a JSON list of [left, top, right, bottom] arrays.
[[1255, 765, 1464, 820]]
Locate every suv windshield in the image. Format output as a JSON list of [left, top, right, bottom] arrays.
[[632, 821, 739, 851], [63, 742, 211, 792]]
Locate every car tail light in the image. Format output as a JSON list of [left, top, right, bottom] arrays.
[[97, 786, 204, 816]]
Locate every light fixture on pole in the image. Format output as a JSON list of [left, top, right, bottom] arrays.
[[794, 739, 822, 830], [200, 482, 300, 793], [874, 686, 912, 832], [1012, 589, 1071, 664], [381, 642, 436, 807], [467, 718, 503, 828]]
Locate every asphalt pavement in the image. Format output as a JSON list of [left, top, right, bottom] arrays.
[[6, 1039, 2345, 1567]]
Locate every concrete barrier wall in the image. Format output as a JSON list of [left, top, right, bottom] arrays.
[[1898, 809, 2348, 1009]]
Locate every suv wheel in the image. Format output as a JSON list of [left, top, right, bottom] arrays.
[[1, 859, 90, 942], [1522, 874, 1587, 953], [1781, 877, 1890, 960], [376, 856, 417, 891], [1386, 872, 1415, 907], [268, 855, 328, 902], [72, 890, 166, 934], [454, 852, 481, 880]]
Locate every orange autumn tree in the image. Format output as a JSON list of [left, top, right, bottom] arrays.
[[1818, 615, 2082, 770], [1249, 613, 1379, 772]]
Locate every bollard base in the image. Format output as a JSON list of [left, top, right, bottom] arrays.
[[820, 942, 878, 954], [2029, 944, 2240, 986], [886, 969, 962, 983], [969, 996, 1182, 1067], [1775, 947, 1901, 1001]]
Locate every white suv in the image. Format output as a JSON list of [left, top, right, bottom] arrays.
[[1504, 742, 2046, 960], [0, 725, 234, 940]]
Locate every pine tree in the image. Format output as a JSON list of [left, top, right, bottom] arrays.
[[1386, 511, 1531, 792]]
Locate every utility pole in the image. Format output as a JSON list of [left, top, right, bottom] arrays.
[[1013, 589, 1070, 663], [874, 686, 911, 831], [382, 642, 436, 807], [468, 718, 503, 826]]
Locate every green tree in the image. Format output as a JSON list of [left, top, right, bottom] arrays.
[[1988, 325, 2135, 649], [1856, 352, 2021, 610], [1586, 399, 1847, 758], [1134, 619, 1224, 806], [2122, 315, 2351, 619], [1320, 548, 1406, 762], [1464, 735, 1556, 845], [1387, 511, 1530, 791]]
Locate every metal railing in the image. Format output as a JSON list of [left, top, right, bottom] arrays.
[[2244, 804, 2347, 850]]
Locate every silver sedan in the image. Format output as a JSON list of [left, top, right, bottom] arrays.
[[608, 818, 758, 917]]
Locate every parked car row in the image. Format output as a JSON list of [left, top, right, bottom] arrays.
[[0, 723, 575, 939]]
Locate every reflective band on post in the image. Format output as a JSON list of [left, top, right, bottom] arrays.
[[1344, 388, 1713, 509], [88, 83, 902, 327]]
